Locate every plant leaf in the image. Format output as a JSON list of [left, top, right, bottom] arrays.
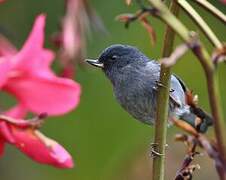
[[140, 17, 156, 46]]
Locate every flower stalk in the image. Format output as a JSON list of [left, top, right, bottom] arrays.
[[148, 0, 226, 178], [152, 1, 179, 180]]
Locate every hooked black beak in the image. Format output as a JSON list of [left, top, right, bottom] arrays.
[[85, 59, 104, 68]]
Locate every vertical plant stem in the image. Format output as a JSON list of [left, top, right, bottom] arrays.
[[207, 71, 226, 161], [152, 1, 179, 180], [148, 0, 226, 178]]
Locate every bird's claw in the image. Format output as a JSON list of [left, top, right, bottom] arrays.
[[149, 143, 168, 158], [154, 80, 174, 93], [155, 80, 165, 88], [151, 149, 164, 158]]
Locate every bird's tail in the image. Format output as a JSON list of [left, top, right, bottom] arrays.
[[179, 107, 213, 133]]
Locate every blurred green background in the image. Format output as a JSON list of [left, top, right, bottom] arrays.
[[0, 0, 225, 179]]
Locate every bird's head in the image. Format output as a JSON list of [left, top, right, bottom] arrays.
[[86, 44, 148, 73]]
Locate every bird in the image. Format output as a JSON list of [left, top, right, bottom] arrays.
[[86, 44, 212, 133]]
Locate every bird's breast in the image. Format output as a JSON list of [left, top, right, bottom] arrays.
[[113, 77, 157, 125]]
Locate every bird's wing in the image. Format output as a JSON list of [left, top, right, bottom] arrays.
[[170, 75, 187, 107], [172, 74, 188, 92], [144, 61, 187, 107]]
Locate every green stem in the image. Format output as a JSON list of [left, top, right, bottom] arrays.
[[207, 71, 226, 159], [148, 0, 226, 178], [177, 0, 222, 48], [192, 0, 226, 24], [152, 1, 179, 180]]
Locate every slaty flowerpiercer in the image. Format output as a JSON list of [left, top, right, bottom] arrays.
[[86, 44, 212, 133]]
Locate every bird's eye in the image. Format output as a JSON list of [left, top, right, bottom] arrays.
[[111, 55, 118, 60]]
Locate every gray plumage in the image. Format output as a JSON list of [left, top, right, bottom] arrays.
[[86, 44, 212, 132]]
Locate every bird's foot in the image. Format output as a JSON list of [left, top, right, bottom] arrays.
[[155, 80, 165, 88], [149, 143, 168, 158], [154, 80, 174, 92]]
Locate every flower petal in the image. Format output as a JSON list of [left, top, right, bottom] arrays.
[[0, 34, 17, 56], [0, 0, 6, 4], [10, 127, 74, 168], [0, 122, 15, 143], [0, 57, 11, 88], [0, 138, 5, 157], [5, 75, 81, 115], [0, 104, 27, 144], [13, 14, 55, 77], [4, 103, 27, 119]]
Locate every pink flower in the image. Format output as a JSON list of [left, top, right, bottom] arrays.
[[52, 0, 85, 78], [62, 0, 82, 63], [0, 114, 73, 168], [0, 14, 81, 116], [51, 0, 104, 78], [0, 14, 81, 168], [0, 35, 17, 56]]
